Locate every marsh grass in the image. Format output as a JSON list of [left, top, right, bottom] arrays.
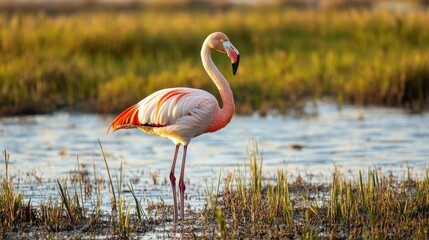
[[0, 151, 24, 237], [1, 6, 429, 116], [0, 146, 164, 238], [1, 144, 429, 238], [196, 144, 429, 238]]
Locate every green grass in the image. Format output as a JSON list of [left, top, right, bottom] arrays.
[[0, 6, 428, 116]]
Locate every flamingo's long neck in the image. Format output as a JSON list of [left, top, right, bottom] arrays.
[[201, 40, 235, 133]]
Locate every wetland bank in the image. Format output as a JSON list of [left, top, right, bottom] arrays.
[[1, 2, 429, 239], [1, 4, 429, 116]]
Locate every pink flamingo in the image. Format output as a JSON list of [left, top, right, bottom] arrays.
[[107, 32, 240, 221]]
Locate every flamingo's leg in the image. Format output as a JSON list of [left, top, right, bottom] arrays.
[[170, 144, 180, 221], [178, 144, 188, 220]]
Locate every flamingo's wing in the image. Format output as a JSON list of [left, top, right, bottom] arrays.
[[108, 88, 218, 134]]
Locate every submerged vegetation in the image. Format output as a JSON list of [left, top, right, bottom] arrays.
[[1, 144, 429, 238], [1, 6, 429, 115]]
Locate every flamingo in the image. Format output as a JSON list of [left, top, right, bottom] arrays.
[[107, 32, 240, 221]]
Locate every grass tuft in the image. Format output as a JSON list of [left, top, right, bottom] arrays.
[[197, 143, 429, 238]]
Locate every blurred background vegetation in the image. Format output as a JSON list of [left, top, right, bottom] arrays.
[[0, 0, 428, 116]]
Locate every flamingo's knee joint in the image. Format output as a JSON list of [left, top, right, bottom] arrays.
[[179, 180, 186, 192], [169, 173, 176, 185]]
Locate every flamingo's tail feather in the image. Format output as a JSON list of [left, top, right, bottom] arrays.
[[107, 104, 141, 134]]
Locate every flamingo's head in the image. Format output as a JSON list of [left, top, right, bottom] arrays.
[[208, 32, 240, 75]]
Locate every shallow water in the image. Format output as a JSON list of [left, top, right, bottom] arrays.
[[1, 103, 428, 204]]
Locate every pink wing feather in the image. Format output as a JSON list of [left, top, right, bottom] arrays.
[[108, 88, 218, 136], [107, 103, 141, 133]]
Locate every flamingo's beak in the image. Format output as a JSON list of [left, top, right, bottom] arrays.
[[223, 41, 240, 75], [232, 54, 240, 75]]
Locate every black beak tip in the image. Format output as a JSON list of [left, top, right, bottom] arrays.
[[232, 54, 240, 75]]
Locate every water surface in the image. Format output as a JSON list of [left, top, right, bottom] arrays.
[[1, 103, 428, 203]]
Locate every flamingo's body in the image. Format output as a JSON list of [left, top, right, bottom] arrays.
[[108, 32, 240, 221]]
